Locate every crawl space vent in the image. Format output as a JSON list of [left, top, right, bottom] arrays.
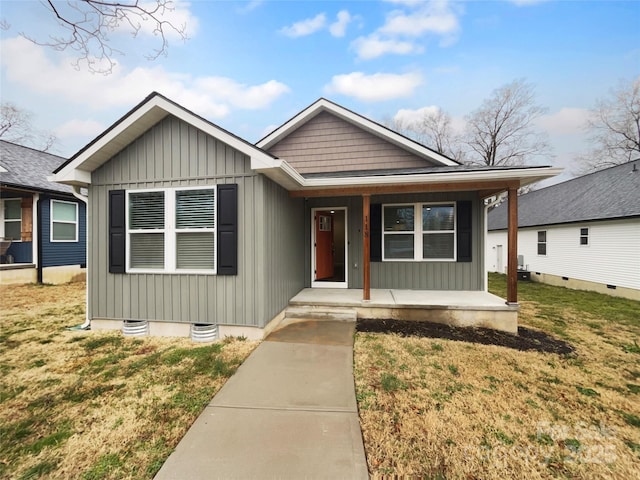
[[122, 320, 149, 337], [191, 323, 218, 343]]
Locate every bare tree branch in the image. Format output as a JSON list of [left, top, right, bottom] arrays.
[[0, 103, 57, 152], [464, 79, 551, 167], [577, 77, 640, 172], [20, 0, 188, 74]]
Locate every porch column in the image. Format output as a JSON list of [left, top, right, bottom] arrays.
[[362, 194, 371, 301], [507, 186, 518, 304]]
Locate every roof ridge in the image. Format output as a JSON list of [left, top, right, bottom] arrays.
[[0, 139, 67, 160]]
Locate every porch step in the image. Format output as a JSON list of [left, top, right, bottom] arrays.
[[285, 306, 357, 322]]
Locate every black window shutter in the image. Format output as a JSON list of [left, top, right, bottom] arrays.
[[217, 184, 238, 275], [456, 200, 472, 262], [370, 203, 382, 262], [109, 190, 126, 273]]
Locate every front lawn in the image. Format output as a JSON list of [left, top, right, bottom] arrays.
[[354, 274, 640, 478], [0, 282, 257, 479]]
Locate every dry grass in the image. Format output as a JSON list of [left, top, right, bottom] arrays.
[[355, 275, 640, 479], [0, 282, 257, 480]]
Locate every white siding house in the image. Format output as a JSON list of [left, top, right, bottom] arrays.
[[487, 160, 640, 300]]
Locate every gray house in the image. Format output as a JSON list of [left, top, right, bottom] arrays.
[[487, 160, 640, 300], [52, 93, 560, 338], [1, 140, 87, 285]]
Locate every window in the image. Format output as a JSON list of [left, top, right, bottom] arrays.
[[580, 227, 589, 246], [127, 187, 216, 272], [51, 200, 78, 242], [383, 203, 456, 261], [537, 231, 547, 255], [2, 199, 22, 241]]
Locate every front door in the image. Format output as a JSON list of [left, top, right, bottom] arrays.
[[312, 207, 347, 288], [315, 211, 334, 279]]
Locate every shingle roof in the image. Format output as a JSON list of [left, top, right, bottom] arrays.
[[303, 163, 551, 179], [0, 140, 73, 194], [488, 160, 640, 230]]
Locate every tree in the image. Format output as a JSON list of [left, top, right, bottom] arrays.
[[0, 103, 56, 152], [382, 108, 465, 161], [464, 79, 550, 167], [20, 0, 189, 74], [579, 77, 640, 171]]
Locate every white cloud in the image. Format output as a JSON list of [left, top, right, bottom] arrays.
[[195, 78, 290, 110], [279, 13, 327, 38], [350, 0, 462, 60], [324, 72, 423, 102], [394, 105, 441, 125], [329, 10, 352, 37], [352, 34, 422, 60], [380, 1, 460, 37], [54, 119, 105, 139], [537, 108, 590, 135], [0, 36, 289, 119], [237, 0, 264, 14]]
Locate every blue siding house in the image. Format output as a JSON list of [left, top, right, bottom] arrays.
[[0, 140, 86, 284]]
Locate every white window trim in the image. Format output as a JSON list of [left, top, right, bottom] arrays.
[[126, 186, 217, 275], [579, 227, 589, 246], [1, 198, 23, 242], [382, 202, 457, 262], [537, 230, 547, 256], [50, 199, 79, 243]]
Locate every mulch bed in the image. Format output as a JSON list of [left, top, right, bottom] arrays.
[[356, 318, 575, 355]]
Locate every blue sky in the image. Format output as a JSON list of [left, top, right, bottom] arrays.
[[1, 0, 638, 181]]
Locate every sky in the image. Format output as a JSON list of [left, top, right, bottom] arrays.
[[1, 0, 639, 184]]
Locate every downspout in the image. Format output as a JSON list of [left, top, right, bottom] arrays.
[[483, 192, 507, 292], [36, 197, 43, 284], [68, 186, 90, 330]]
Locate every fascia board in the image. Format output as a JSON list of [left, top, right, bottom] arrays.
[[255, 164, 563, 192], [297, 167, 564, 189]]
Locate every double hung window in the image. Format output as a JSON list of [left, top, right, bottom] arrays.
[[2, 199, 22, 241], [383, 203, 456, 261], [51, 200, 78, 242], [537, 231, 547, 255], [127, 187, 216, 273], [580, 228, 589, 246]]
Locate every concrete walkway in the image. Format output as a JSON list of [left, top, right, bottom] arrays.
[[154, 320, 369, 479]]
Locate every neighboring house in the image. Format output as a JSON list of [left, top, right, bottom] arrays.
[[0, 140, 87, 285], [52, 93, 560, 338], [487, 160, 640, 301]]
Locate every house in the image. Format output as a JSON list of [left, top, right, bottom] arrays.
[[0, 140, 87, 285], [487, 160, 640, 301], [52, 93, 560, 338]]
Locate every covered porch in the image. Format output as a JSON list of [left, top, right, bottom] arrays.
[[287, 288, 519, 334]]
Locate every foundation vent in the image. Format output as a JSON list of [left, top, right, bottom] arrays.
[[191, 323, 218, 342], [122, 320, 149, 337]]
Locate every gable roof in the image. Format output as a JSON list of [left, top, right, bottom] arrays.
[[0, 140, 73, 195], [52, 92, 561, 194], [52, 92, 279, 186], [488, 160, 640, 230], [256, 98, 460, 167]]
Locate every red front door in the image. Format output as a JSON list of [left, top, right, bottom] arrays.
[[315, 211, 334, 280]]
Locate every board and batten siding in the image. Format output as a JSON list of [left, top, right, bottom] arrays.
[[89, 115, 302, 328], [306, 191, 484, 291], [267, 111, 436, 174], [487, 219, 640, 291], [261, 179, 306, 322], [40, 195, 87, 268]]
